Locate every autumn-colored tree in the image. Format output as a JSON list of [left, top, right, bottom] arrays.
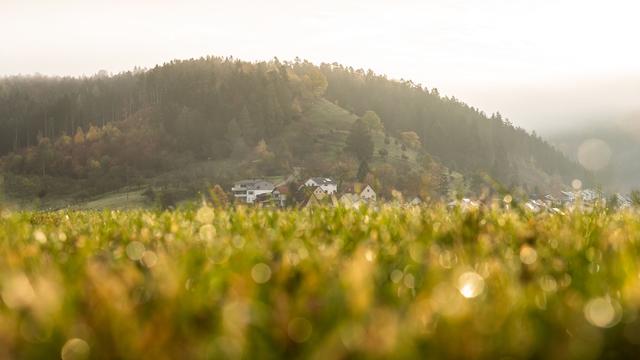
[[303, 67, 328, 96], [254, 139, 274, 160], [208, 185, 229, 208], [361, 110, 384, 132], [400, 131, 421, 150], [86, 125, 102, 142], [73, 127, 85, 144]]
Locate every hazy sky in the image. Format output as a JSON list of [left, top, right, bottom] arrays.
[[2, 0, 639, 133]]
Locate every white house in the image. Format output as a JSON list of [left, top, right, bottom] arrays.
[[359, 184, 377, 202], [560, 189, 602, 206], [618, 193, 632, 208], [231, 179, 275, 204], [339, 193, 364, 209], [341, 183, 377, 204], [302, 177, 338, 194]]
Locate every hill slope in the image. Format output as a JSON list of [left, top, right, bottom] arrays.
[[0, 56, 589, 205]]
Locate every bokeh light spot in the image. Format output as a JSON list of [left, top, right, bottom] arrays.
[[584, 297, 622, 328], [519, 245, 538, 265], [1, 273, 36, 309], [196, 206, 215, 224], [33, 229, 47, 244], [142, 251, 158, 268], [457, 272, 485, 299], [198, 224, 217, 242], [577, 138, 612, 171], [288, 317, 312, 343], [126, 241, 145, 261], [390, 269, 403, 284], [251, 263, 272, 284], [572, 179, 583, 190], [61, 338, 90, 360], [403, 273, 416, 288]]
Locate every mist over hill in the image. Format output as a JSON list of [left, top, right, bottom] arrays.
[[0, 56, 590, 204], [548, 112, 640, 192], [459, 76, 640, 135]]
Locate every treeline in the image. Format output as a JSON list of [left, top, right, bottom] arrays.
[[0, 57, 590, 196], [0, 56, 326, 158], [319, 64, 590, 185]]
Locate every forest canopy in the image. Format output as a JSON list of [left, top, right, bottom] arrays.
[[0, 56, 590, 198]]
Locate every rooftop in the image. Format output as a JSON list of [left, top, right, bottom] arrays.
[[309, 177, 337, 186]]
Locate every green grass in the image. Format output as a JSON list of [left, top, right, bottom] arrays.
[[74, 188, 150, 210], [1, 205, 640, 359]]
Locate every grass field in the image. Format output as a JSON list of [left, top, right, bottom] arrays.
[[2, 205, 640, 359]]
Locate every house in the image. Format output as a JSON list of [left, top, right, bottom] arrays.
[[311, 186, 327, 200], [359, 184, 377, 202], [447, 198, 479, 210], [272, 185, 290, 207], [339, 193, 364, 209], [560, 189, 602, 206], [614, 193, 632, 209], [231, 179, 275, 204], [304, 190, 331, 208], [560, 191, 576, 204], [343, 183, 377, 202], [302, 177, 338, 195], [525, 199, 548, 212], [544, 194, 559, 207]]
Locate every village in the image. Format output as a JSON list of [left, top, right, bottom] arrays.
[[231, 177, 379, 209], [230, 176, 635, 211]]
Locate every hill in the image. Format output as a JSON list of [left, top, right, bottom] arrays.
[[0, 57, 590, 206], [549, 116, 640, 192]]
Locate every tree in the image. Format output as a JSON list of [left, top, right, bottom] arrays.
[[400, 131, 421, 150], [304, 67, 328, 96], [208, 184, 229, 208], [237, 106, 256, 145], [156, 189, 176, 210], [226, 118, 249, 159], [361, 110, 384, 132], [631, 190, 640, 207], [0, 174, 5, 206], [448, 172, 469, 201], [357, 161, 370, 181], [254, 139, 273, 160], [86, 125, 101, 142], [346, 119, 374, 163], [73, 127, 85, 144], [330, 157, 358, 187], [36, 136, 53, 178], [607, 194, 619, 212]]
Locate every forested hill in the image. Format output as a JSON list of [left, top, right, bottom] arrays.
[[0, 58, 326, 157], [320, 65, 590, 185], [0, 56, 589, 200]]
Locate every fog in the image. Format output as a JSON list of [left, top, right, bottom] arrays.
[[2, 0, 639, 133]]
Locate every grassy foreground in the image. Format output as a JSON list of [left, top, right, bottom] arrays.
[[1, 205, 640, 359]]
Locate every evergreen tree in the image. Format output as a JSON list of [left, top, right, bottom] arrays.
[[357, 161, 370, 181], [346, 119, 374, 162]]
